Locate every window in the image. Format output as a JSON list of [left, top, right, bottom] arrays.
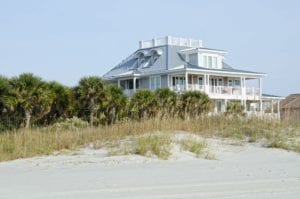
[[234, 79, 241, 87], [213, 57, 218, 68], [150, 76, 161, 90], [149, 52, 159, 66], [203, 55, 218, 68], [218, 79, 223, 86], [228, 79, 233, 87], [198, 77, 203, 85], [136, 79, 140, 89], [208, 56, 212, 68], [203, 56, 207, 67]]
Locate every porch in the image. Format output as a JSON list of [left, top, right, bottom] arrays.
[[168, 73, 262, 101]]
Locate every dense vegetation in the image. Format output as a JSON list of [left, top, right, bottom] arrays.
[[1, 73, 299, 162], [0, 73, 212, 131]]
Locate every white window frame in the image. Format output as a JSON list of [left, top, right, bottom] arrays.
[[149, 75, 161, 90], [213, 57, 218, 68], [203, 55, 219, 68], [203, 56, 207, 67]]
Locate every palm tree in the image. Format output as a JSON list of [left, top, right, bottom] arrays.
[[154, 88, 177, 117], [9, 73, 53, 128], [226, 101, 245, 116], [41, 81, 73, 124], [103, 85, 128, 124], [73, 76, 105, 126], [0, 76, 12, 112], [129, 89, 157, 119], [179, 91, 212, 118]]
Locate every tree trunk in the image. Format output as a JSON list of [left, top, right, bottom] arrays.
[[25, 109, 31, 128], [89, 98, 95, 126], [90, 113, 94, 127]]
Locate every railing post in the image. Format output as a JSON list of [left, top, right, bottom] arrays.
[[133, 77, 136, 92], [277, 100, 280, 119], [259, 77, 263, 114], [185, 72, 188, 91], [139, 41, 143, 49]]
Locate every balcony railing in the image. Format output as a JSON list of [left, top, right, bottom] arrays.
[[123, 85, 261, 100], [170, 84, 260, 99], [210, 86, 242, 95]]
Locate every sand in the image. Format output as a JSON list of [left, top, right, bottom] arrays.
[[0, 136, 300, 199]]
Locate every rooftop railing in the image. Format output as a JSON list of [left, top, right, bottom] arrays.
[[139, 36, 203, 49]]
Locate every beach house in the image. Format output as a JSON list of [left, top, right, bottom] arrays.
[[103, 36, 283, 117]]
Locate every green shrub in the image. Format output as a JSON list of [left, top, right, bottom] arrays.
[[180, 137, 207, 157], [226, 102, 245, 116], [135, 134, 171, 159], [49, 117, 89, 131]]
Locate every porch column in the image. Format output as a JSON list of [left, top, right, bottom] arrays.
[[203, 74, 207, 94], [259, 77, 263, 114], [240, 76, 244, 104], [242, 77, 247, 112], [206, 74, 210, 94], [167, 74, 170, 88], [117, 79, 120, 88], [169, 75, 172, 90], [185, 72, 188, 91], [224, 99, 228, 112], [271, 99, 274, 114], [133, 77, 136, 92], [277, 100, 280, 119]]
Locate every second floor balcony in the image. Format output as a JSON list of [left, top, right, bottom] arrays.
[[170, 84, 260, 100]]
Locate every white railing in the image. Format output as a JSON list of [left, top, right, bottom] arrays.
[[170, 84, 186, 92], [188, 84, 204, 91], [246, 87, 260, 97], [170, 84, 260, 99], [209, 86, 242, 96], [139, 36, 203, 49]]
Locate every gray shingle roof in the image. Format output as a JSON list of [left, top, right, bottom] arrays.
[[103, 44, 264, 80]]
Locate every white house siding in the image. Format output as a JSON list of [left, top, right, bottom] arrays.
[[161, 75, 168, 88], [139, 77, 149, 89]]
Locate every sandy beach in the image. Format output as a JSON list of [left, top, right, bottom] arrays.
[[0, 137, 299, 199]]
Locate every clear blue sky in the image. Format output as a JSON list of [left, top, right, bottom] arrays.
[[0, 0, 299, 96]]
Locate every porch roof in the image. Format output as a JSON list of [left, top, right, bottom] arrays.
[[262, 93, 285, 101], [186, 62, 266, 76]]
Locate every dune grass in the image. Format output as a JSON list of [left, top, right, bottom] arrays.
[[107, 134, 172, 160], [0, 116, 299, 162], [180, 137, 208, 158]]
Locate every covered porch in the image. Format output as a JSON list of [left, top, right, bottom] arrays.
[[167, 72, 262, 101], [117, 77, 140, 96]]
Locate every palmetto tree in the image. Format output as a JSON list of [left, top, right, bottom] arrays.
[[129, 89, 157, 119], [9, 73, 53, 128], [74, 76, 105, 126], [103, 85, 128, 124], [180, 91, 212, 118], [0, 76, 12, 112], [41, 81, 73, 124], [154, 88, 177, 117]]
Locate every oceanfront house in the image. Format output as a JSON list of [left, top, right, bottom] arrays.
[[103, 36, 283, 117]]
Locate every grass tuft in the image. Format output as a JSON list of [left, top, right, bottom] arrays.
[[180, 137, 208, 158], [135, 134, 171, 160]]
